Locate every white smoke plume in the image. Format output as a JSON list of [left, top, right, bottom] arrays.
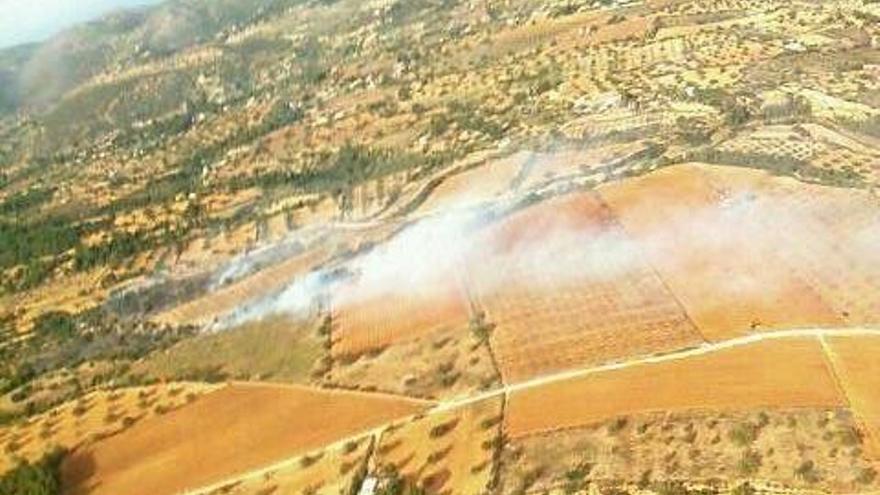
[[215, 166, 880, 329]]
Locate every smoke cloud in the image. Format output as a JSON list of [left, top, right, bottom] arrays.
[[214, 166, 880, 330]]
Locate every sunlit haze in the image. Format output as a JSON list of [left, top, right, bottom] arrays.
[[0, 0, 162, 48]]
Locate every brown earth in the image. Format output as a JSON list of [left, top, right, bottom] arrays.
[[61, 383, 428, 495], [506, 338, 844, 437], [824, 336, 880, 460]]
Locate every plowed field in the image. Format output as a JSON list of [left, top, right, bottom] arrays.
[[506, 338, 843, 436], [61, 383, 428, 495], [824, 336, 880, 459]]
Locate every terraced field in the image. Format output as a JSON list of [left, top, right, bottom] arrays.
[[2, 0, 880, 493]]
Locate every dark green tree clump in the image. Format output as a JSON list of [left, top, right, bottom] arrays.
[[0, 448, 67, 495]]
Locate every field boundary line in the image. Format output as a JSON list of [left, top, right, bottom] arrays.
[[818, 334, 880, 465], [432, 327, 880, 413], [181, 328, 880, 494], [488, 391, 509, 495], [817, 335, 856, 409], [179, 419, 407, 495], [227, 380, 438, 406], [592, 190, 708, 345]]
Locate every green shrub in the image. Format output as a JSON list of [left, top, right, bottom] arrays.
[[728, 422, 759, 446], [32, 311, 76, 341], [795, 460, 820, 483], [0, 447, 66, 495], [738, 449, 762, 475]]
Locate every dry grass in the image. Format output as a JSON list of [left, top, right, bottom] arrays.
[[157, 247, 329, 327], [375, 396, 503, 495], [324, 325, 500, 401], [501, 407, 879, 494], [824, 336, 880, 461], [135, 315, 325, 383]]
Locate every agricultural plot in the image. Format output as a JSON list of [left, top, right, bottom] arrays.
[[718, 124, 878, 185], [717, 126, 826, 162], [599, 164, 845, 341], [287, 196, 341, 228], [345, 177, 392, 221], [205, 436, 373, 495], [375, 396, 503, 495], [0, 383, 218, 475], [747, 179, 880, 326], [61, 383, 428, 495], [330, 275, 472, 359], [468, 191, 701, 383], [324, 326, 500, 401], [505, 338, 843, 437], [135, 315, 325, 383], [824, 336, 880, 460], [261, 211, 293, 243], [699, 164, 878, 322], [500, 408, 879, 495]]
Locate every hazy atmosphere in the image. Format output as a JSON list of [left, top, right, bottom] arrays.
[[1, 0, 878, 493], [0, 0, 161, 48]]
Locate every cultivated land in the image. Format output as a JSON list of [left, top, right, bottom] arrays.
[[60, 383, 428, 495], [331, 278, 473, 358], [505, 338, 843, 437], [598, 165, 847, 341], [1, 0, 879, 493], [202, 435, 374, 495], [500, 408, 880, 495], [468, 191, 702, 383], [823, 336, 880, 460], [324, 325, 501, 401], [375, 397, 504, 495], [0, 383, 219, 474]]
